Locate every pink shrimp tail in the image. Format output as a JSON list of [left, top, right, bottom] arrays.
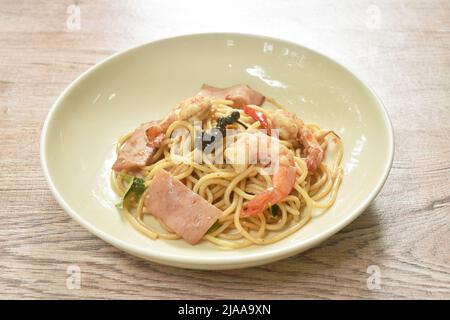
[[305, 147, 323, 172], [242, 189, 278, 217], [242, 165, 297, 217]]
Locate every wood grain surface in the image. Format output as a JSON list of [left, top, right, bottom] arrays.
[[0, 0, 449, 299]]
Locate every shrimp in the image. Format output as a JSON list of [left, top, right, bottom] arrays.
[[145, 96, 211, 147], [269, 109, 323, 172], [225, 132, 297, 217], [112, 96, 211, 172]]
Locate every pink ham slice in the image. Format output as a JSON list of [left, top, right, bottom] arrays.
[[112, 121, 158, 172], [198, 84, 265, 108], [145, 170, 221, 245]]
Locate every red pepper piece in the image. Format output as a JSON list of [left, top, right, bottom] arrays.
[[243, 105, 271, 135]]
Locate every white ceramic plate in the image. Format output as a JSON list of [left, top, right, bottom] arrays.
[[41, 33, 394, 270]]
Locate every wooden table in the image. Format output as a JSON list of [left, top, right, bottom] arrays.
[[1, 0, 449, 299]]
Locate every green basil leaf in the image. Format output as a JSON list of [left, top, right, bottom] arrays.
[[122, 177, 146, 207], [269, 204, 280, 217], [207, 220, 221, 234]]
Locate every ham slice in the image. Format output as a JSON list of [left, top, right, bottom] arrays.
[[198, 84, 265, 107], [112, 122, 158, 172], [145, 170, 221, 245]]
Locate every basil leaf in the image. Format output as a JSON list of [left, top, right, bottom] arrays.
[[207, 220, 221, 234], [115, 202, 124, 209], [269, 204, 280, 217], [122, 177, 146, 207]]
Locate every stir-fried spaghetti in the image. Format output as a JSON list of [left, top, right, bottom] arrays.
[[111, 96, 343, 249]]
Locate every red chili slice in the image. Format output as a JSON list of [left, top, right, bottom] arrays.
[[243, 105, 271, 135]]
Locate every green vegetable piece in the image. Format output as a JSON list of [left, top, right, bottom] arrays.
[[268, 204, 280, 217], [122, 177, 146, 207], [115, 202, 124, 209], [207, 220, 221, 234]]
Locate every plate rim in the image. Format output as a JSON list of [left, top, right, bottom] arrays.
[[40, 32, 395, 269]]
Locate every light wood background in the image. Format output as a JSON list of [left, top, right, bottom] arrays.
[[0, 0, 449, 299]]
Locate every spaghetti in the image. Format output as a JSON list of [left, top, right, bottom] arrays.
[[111, 97, 343, 249]]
